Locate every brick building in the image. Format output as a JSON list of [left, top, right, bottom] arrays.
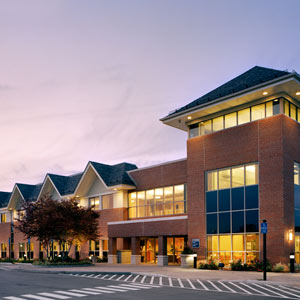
[[0, 66, 300, 265]]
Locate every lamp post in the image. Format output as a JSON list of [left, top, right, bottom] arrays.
[[9, 209, 13, 259]]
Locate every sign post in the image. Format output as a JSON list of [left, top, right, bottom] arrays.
[[261, 220, 268, 281]]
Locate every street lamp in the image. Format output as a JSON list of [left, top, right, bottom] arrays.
[[289, 229, 294, 241]]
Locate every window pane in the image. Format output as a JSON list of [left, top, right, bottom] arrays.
[[164, 202, 174, 215], [212, 116, 224, 132], [207, 171, 218, 191], [284, 100, 290, 116], [218, 189, 230, 211], [233, 252, 244, 262], [219, 252, 231, 265], [232, 234, 244, 251], [246, 164, 258, 185], [164, 186, 173, 203], [137, 191, 145, 206], [238, 108, 250, 125], [129, 207, 136, 218], [232, 187, 244, 210], [232, 166, 244, 187], [219, 212, 230, 233], [219, 169, 231, 189], [273, 99, 280, 115], [295, 236, 300, 252], [246, 210, 259, 232], [155, 188, 164, 216], [146, 190, 155, 206], [129, 193, 136, 207], [206, 191, 217, 213], [295, 163, 300, 185], [204, 120, 212, 134], [225, 112, 237, 128], [199, 122, 205, 136], [295, 185, 300, 209], [291, 104, 297, 120], [146, 204, 155, 217], [232, 211, 244, 233], [251, 103, 265, 121], [206, 214, 218, 234], [266, 101, 273, 117], [295, 209, 300, 232], [102, 194, 113, 209], [174, 185, 184, 201], [246, 252, 259, 263], [137, 205, 145, 218], [189, 123, 199, 138], [246, 234, 259, 251], [245, 185, 259, 209], [207, 235, 218, 252], [219, 235, 231, 251], [174, 201, 185, 214], [298, 108, 300, 122]]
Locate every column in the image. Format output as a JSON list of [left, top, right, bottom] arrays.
[[157, 236, 168, 266], [131, 237, 141, 264], [108, 237, 117, 264]]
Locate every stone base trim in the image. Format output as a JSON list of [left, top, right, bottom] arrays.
[[157, 255, 168, 266], [131, 254, 141, 264], [108, 254, 118, 264]]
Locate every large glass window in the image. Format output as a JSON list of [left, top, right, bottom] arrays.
[[251, 104, 265, 121], [225, 112, 237, 128], [0, 213, 6, 223], [189, 123, 199, 138], [213, 116, 224, 132], [238, 108, 250, 125], [129, 184, 186, 218], [89, 197, 100, 210], [206, 163, 259, 264]]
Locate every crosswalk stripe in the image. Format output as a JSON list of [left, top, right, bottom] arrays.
[[159, 277, 163, 285], [218, 281, 237, 293], [94, 286, 127, 292], [207, 280, 222, 291], [239, 283, 268, 296], [252, 283, 289, 298], [119, 284, 151, 289], [116, 275, 125, 281], [168, 278, 173, 287], [228, 282, 252, 294], [177, 278, 184, 288], [101, 274, 109, 279], [107, 274, 117, 280], [82, 288, 114, 294], [69, 290, 100, 295], [108, 285, 140, 291], [132, 275, 140, 282], [80, 274, 87, 277], [38, 293, 71, 299], [264, 284, 300, 298], [197, 280, 209, 291], [187, 279, 196, 289], [4, 297, 27, 300], [124, 275, 133, 282], [280, 285, 300, 294], [87, 274, 94, 278], [54, 291, 86, 297], [141, 275, 146, 283], [129, 283, 161, 288], [150, 276, 154, 284], [21, 295, 54, 300]]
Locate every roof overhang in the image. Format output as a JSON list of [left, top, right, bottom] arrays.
[[161, 73, 300, 132]]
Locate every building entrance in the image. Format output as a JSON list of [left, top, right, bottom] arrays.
[[140, 238, 158, 263], [167, 237, 185, 264]]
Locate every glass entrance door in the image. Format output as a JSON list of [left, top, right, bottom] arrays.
[[167, 237, 185, 264], [140, 238, 158, 263]]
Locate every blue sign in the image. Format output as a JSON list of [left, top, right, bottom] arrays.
[[261, 222, 268, 234], [192, 239, 200, 248]]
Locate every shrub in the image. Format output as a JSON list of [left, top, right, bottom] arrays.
[[231, 260, 244, 271], [273, 263, 284, 272], [181, 246, 194, 254]]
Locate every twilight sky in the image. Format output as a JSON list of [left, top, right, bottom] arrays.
[[0, 0, 300, 191]]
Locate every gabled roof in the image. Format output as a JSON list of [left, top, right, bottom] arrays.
[[16, 183, 43, 202], [165, 66, 291, 118], [90, 161, 137, 186], [48, 172, 83, 196], [0, 192, 11, 208]]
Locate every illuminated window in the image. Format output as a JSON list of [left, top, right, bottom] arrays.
[[245, 164, 258, 185], [212, 116, 224, 132], [232, 166, 244, 187], [207, 171, 218, 191], [204, 120, 212, 135], [251, 103, 265, 121], [225, 112, 237, 128], [266, 101, 273, 117], [284, 100, 289, 116], [89, 197, 100, 210], [218, 169, 230, 189], [155, 188, 164, 216], [291, 104, 297, 120], [102, 194, 113, 209], [238, 108, 250, 125], [0, 213, 6, 223]]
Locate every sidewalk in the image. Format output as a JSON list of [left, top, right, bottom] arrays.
[[9, 263, 300, 287]]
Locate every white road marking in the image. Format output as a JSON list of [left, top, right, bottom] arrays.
[[107, 274, 117, 280], [100, 274, 109, 279], [54, 291, 86, 297], [177, 278, 184, 288], [207, 280, 222, 291], [168, 278, 173, 287], [280, 285, 300, 294], [197, 280, 209, 291], [132, 275, 140, 282], [38, 293, 71, 299], [239, 283, 268, 296], [187, 279, 196, 289], [87, 274, 94, 278], [218, 281, 237, 293], [82, 288, 114, 294], [94, 286, 127, 292], [159, 277, 163, 285], [94, 274, 101, 278], [21, 295, 54, 300], [264, 284, 300, 298], [107, 285, 140, 291], [116, 274, 125, 281], [228, 282, 252, 294], [4, 297, 27, 300], [252, 283, 289, 298], [80, 274, 87, 277], [119, 284, 151, 289], [150, 276, 154, 284], [129, 283, 161, 288], [141, 275, 147, 283], [124, 274, 133, 282], [69, 290, 100, 295]]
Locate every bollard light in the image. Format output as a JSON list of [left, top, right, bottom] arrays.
[[289, 230, 294, 241]]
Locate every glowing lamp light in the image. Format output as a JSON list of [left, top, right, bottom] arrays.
[[296, 92, 300, 96], [187, 116, 192, 120], [289, 230, 294, 241], [263, 91, 268, 95]]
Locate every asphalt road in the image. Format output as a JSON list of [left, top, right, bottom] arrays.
[[0, 269, 285, 300]]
